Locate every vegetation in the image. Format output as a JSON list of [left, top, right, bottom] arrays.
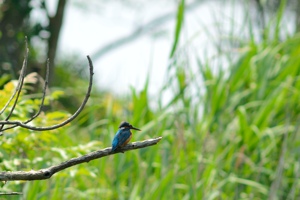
[[1, 0, 300, 199]]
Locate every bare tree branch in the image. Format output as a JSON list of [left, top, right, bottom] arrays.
[[0, 55, 94, 132], [22, 59, 49, 122], [4, 43, 28, 121], [0, 39, 30, 135], [0, 137, 162, 181], [0, 38, 29, 116], [0, 59, 50, 132]]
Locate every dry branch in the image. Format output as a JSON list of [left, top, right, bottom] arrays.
[[0, 59, 50, 132], [0, 55, 94, 132], [0, 137, 162, 181], [0, 39, 29, 116]]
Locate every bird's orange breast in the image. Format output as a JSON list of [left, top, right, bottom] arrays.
[[121, 133, 132, 147]]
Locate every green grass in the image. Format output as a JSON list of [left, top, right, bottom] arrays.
[[1, 1, 300, 199]]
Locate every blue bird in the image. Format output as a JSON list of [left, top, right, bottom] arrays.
[[111, 121, 141, 152]]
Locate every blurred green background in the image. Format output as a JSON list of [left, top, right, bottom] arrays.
[[1, 0, 300, 199]]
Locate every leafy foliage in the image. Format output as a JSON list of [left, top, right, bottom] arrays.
[[2, 34, 300, 199], [1, 1, 300, 199]]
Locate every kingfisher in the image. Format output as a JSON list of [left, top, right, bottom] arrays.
[[111, 121, 141, 152]]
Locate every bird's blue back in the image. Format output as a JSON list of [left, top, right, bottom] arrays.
[[112, 128, 131, 151]]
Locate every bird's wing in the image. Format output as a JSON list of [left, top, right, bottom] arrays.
[[117, 129, 131, 146], [112, 129, 131, 151], [112, 130, 121, 150]]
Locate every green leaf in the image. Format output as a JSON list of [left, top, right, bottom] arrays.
[[169, 0, 185, 58]]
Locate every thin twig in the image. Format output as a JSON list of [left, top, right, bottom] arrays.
[[0, 38, 29, 116], [0, 55, 94, 131], [24, 58, 50, 122], [0, 59, 50, 132], [0, 137, 162, 181], [0, 39, 29, 135], [4, 43, 29, 121]]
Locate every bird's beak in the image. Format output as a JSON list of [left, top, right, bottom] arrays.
[[130, 126, 141, 131]]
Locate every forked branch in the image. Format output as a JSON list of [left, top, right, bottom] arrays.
[[0, 39, 29, 117], [0, 49, 94, 133], [0, 137, 162, 181]]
